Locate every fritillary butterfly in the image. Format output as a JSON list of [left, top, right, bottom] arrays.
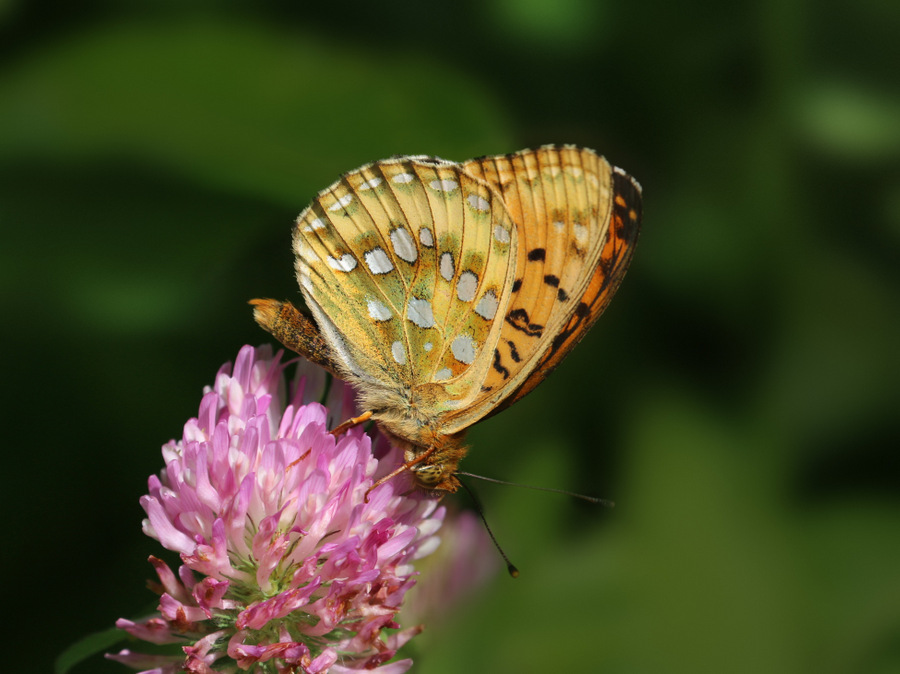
[[252, 145, 641, 493]]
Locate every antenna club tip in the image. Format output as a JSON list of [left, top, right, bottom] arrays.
[[507, 564, 520, 578]]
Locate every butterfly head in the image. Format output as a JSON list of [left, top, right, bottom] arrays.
[[410, 459, 461, 493], [400, 433, 467, 494]]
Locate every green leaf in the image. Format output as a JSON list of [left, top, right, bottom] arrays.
[[55, 627, 126, 674]]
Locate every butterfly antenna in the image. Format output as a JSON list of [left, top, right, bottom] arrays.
[[456, 471, 615, 508], [457, 478, 519, 578]]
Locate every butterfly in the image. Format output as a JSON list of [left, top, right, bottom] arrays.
[[252, 144, 641, 494]]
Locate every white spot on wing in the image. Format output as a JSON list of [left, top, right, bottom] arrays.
[[359, 177, 383, 190], [391, 341, 406, 365], [440, 252, 454, 281], [424, 342, 433, 352], [429, 179, 458, 192], [328, 193, 354, 211], [434, 367, 452, 382], [573, 223, 588, 242], [390, 227, 418, 263], [367, 299, 392, 322], [457, 271, 478, 302], [451, 335, 477, 365], [302, 217, 326, 232], [493, 225, 511, 244], [419, 227, 434, 247], [365, 248, 394, 274], [475, 291, 498, 320], [467, 194, 491, 211], [407, 298, 435, 328], [553, 220, 566, 232], [393, 172, 415, 184], [327, 254, 357, 272]]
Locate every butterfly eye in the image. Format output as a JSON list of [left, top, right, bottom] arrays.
[[413, 463, 444, 487]]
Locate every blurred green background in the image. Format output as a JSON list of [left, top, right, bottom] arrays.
[[2, 1, 898, 672]]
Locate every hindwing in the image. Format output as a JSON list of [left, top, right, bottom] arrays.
[[293, 156, 518, 421]]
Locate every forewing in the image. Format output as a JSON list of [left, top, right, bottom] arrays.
[[293, 156, 518, 415], [437, 145, 641, 430], [490, 161, 642, 411]]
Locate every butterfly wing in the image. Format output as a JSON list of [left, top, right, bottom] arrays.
[[434, 145, 642, 431], [287, 146, 639, 446], [489, 159, 642, 411], [293, 156, 519, 436]]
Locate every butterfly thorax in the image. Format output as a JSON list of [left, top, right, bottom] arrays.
[[355, 378, 468, 493], [344, 375, 466, 493]]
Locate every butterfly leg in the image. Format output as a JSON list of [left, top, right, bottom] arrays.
[[249, 298, 342, 376], [364, 445, 438, 502], [329, 410, 374, 436]]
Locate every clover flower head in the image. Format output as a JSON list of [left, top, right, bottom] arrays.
[[108, 345, 444, 673]]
